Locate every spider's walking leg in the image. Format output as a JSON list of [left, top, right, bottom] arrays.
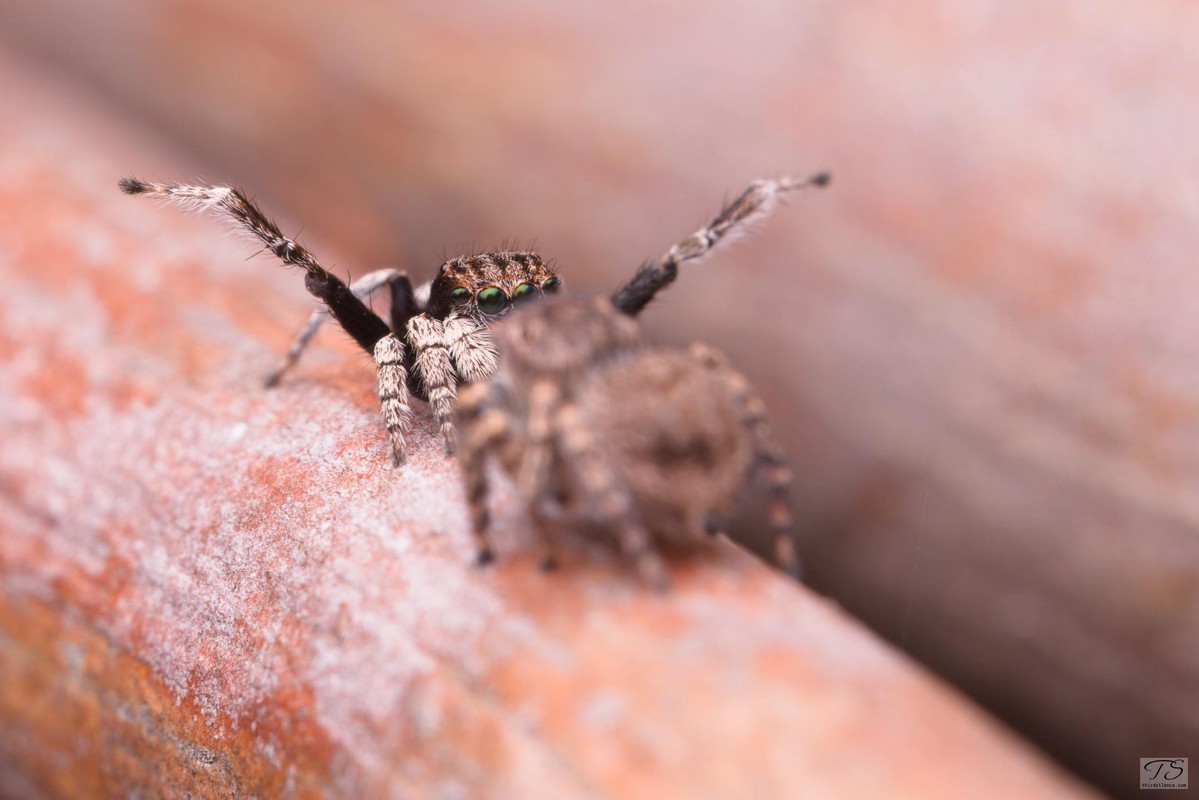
[[407, 315, 459, 454], [610, 171, 830, 316], [691, 343, 801, 580], [518, 378, 562, 570], [517, 378, 559, 502], [119, 177, 390, 355], [457, 384, 511, 564], [266, 268, 412, 387], [374, 334, 412, 466], [555, 404, 669, 590]]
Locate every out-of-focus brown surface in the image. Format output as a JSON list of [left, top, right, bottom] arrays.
[[0, 2, 1195, 797], [0, 53, 1100, 799]]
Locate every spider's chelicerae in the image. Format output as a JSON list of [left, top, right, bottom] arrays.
[[119, 172, 828, 465], [457, 296, 800, 589]]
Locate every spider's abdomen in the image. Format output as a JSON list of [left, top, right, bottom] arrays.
[[575, 350, 755, 541]]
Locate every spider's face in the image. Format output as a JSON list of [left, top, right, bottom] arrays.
[[428, 251, 561, 320]]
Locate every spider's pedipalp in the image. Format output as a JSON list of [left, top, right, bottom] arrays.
[[443, 315, 499, 384], [610, 171, 830, 316]]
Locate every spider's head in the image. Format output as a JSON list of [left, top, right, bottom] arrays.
[[428, 251, 561, 320]]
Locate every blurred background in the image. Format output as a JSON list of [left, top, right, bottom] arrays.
[[0, 2, 1195, 796]]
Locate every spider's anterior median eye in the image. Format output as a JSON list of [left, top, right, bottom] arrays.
[[512, 282, 538, 305], [542, 276, 561, 293], [450, 287, 471, 305], [476, 286, 508, 314]]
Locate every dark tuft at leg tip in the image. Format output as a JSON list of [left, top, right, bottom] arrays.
[[474, 548, 496, 567], [118, 176, 150, 195], [810, 171, 831, 188]]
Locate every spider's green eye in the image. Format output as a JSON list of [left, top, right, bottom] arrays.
[[543, 276, 561, 293], [450, 287, 471, 305], [512, 282, 538, 305], [476, 286, 508, 314]]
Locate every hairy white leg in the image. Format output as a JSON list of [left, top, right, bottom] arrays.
[[374, 333, 411, 466], [407, 314, 458, 454]]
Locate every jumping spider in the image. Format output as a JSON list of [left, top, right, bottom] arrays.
[[119, 172, 828, 465], [458, 296, 800, 589]]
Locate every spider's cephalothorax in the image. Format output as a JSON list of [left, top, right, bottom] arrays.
[[456, 296, 800, 589], [426, 251, 561, 319], [119, 172, 827, 465]]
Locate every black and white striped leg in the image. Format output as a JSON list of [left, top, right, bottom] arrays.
[[457, 384, 511, 565], [374, 333, 411, 466], [610, 172, 830, 316], [407, 314, 458, 455]]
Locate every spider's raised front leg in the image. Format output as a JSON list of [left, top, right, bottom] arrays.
[[119, 178, 392, 355], [266, 268, 415, 388], [121, 178, 412, 464], [610, 172, 830, 316], [442, 315, 499, 384], [690, 343, 802, 581]]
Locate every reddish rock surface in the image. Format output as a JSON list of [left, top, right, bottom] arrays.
[[0, 52, 1101, 799]]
